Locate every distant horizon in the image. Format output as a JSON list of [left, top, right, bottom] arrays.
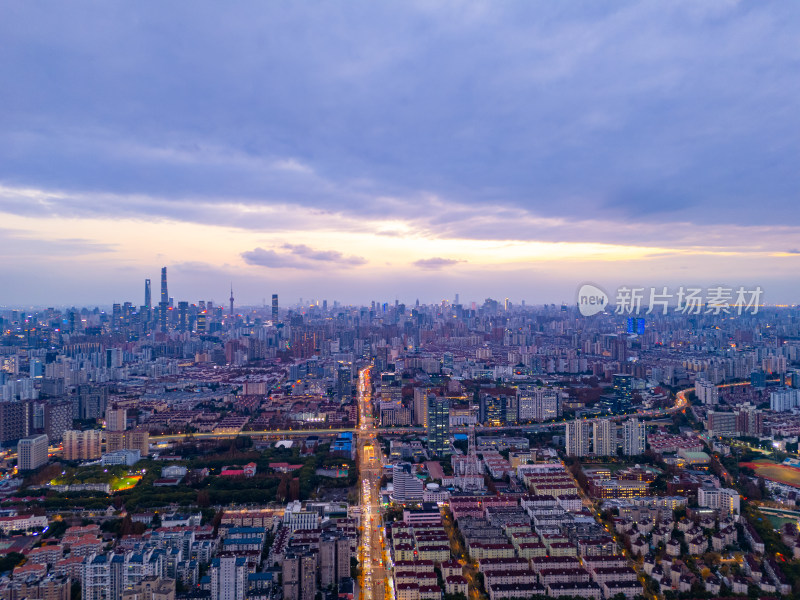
[[2, 264, 796, 309], [1, 291, 795, 312]]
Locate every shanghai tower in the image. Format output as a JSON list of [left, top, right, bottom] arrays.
[[159, 267, 168, 332]]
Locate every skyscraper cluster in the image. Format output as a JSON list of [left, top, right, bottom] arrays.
[[125, 267, 282, 335]]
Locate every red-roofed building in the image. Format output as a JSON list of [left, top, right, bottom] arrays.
[[54, 555, 85, 580], [221, 462, 257, 478], [418, 585, 440, 600], [13, 562, 47, 579], [62, 534, 102, 557], [396, 583, 419, 600], [26, 544, 64, 566], [0, 514, 48, 534]]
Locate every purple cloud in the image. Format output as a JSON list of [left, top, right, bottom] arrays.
[[281, 244, 366, 265], [242, 245, 367, 269], [413, 257, 464, 270]]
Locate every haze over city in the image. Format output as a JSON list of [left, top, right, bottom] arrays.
[[2, 1, 799, 306]]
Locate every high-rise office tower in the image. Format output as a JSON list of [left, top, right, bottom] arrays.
[[336, 364, 353, 401], [272, 294, 279, 322], [613, 374, 633, 403], [178, 301, 189, 332], [566, 420, 592, 457], [229, 285, 235, 317], [480, 393, 508, 426], [144, 279, 151, 309], [593, 419, 615, 456], [413, 387, 429, 426], [622, 418, 646, 455], [505, 392, 518, 425], [426, 394, 450, 457], [159, 267, 168, 332], [197, 311, 207, 334]]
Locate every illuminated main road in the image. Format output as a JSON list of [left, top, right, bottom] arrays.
[[356, 367, 390, 600]]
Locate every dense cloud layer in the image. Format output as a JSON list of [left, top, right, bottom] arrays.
[[0, 1, 798, 304]]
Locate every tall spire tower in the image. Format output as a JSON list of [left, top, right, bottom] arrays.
[[159, 267, 168, 333], [229, 284, 235, 317]]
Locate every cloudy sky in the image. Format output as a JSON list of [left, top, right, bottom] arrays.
[[1, 1, 799, 307]]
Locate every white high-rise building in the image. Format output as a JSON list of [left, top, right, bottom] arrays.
[[83, 553, 111, 600], [393, 463, 423, 502], [770, 388, 800, 412], [695, 379, 719, 405], [283, 500, 319, 532], [622, 418, 646, 456], [211, 555, 247, 600], [518, 386, 561, 422], [566, 420, 592, 457], [17, 434, 48, 470], [452, 455, 484, 492], [698, 486, 740, 515], [593, 420, 615, 456]]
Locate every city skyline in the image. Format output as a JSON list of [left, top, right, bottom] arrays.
[[1, 2, 799, 305], [0, 274, 791, 312]]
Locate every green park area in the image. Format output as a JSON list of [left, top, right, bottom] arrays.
[[111, 475, 142, 491], [765, 514, 797, 529], [33, 463, 145, 491], [27, 437, 355, 512]]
